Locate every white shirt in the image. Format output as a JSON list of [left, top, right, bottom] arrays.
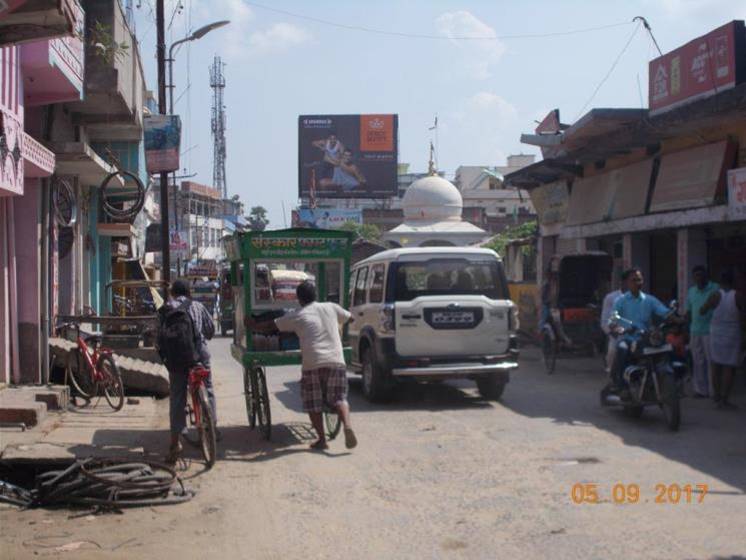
[[601, 289, 622, 334], [275, 302, 352, 370]]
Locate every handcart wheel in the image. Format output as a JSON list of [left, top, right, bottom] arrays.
[[254, 366, 272, 440], [542, 331, 557, 375], [243, 366, 256, 429]]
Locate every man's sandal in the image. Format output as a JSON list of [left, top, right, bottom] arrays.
[[344, 428, 357, 449]]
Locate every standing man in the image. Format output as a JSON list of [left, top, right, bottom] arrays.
[[600, 275, 624, 372], [248, 281, 358, 451], [158, 278, 217, 463], [685, 266, 719, 398]]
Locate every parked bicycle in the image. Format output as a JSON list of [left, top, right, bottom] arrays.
[[60, 321, 124, 411], [187, 364, 217, 468]]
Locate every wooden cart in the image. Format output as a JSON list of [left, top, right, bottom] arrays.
[[226, 228, 353, 440]]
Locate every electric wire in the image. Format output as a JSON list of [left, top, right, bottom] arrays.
[[574, 21, 643, 121], [243, 1, 634, 41]]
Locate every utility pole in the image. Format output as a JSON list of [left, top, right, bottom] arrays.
[[156, 0, 170, 287]]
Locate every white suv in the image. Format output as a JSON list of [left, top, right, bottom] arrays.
[[348, 247, 519, 401]]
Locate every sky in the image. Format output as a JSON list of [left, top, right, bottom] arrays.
[[132, 0, 745, 227]]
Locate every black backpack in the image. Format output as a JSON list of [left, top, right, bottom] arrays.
[[158, 300, 200, 370]]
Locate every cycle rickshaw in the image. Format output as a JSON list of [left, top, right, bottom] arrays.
[[226, 228, 354, 440], [540, 252, 613, 374]]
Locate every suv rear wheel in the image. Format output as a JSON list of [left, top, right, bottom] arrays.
[[476, 372, 508, 400], [361, 346, 391, 402]]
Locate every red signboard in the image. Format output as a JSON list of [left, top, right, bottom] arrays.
[[535, 109, 560, 135], [649, 20, 746, 115]]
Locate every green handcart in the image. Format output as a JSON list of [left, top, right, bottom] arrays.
[[226, 228, 354, 440]]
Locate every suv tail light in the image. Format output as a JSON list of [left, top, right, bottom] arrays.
[[379, 303, 395, 333], [508, 304, 520, 332]]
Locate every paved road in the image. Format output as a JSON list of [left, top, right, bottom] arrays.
[[2, 336, 745, 559]]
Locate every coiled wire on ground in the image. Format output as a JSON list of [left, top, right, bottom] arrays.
[[0, 459, 194, 509]]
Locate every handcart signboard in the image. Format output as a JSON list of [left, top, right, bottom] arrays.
[[243, 233, 350, 260]]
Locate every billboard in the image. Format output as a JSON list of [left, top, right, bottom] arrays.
[[298, 114, 398, 199], [292, 208, 362, 229], [144, 115, 181, 173], [649, 20, 746, 115]]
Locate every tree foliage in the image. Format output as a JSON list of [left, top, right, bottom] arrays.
[[482, 220, 537, 256], [248, 206, 269, 231], [340, 221, 382, 243]]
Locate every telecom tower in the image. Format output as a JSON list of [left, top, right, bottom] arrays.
[[210, 56, 227, 198]]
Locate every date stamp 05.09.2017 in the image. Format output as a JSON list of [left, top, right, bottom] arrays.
[[571, 483, 709, 505]]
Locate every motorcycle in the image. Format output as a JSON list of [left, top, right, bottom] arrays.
[[600, 304, 686, 431]]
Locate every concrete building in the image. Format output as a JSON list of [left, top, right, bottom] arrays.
[[0, 0, 148, 384], [455, 155, 536, 233], [505, 21, 746, 309]]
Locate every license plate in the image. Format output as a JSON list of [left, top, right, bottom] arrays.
[[432, 311, 475, 325], [643, 343, 672, 355]]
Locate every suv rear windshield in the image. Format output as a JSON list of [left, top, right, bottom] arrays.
[[386, 258, 508, 302]]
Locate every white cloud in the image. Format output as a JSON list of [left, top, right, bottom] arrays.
[[247, 23, 312, 56], [448, 92, 521, 163], [435, 11, 505, 80]]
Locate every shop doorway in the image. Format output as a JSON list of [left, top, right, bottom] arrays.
[[649, 232, 677, 302]]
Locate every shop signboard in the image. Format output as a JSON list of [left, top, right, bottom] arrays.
[[292, 208, 362, 229], [298, 114, 398, 199], [649, 20, 746, 115], [727, 167, 746, 220], [144, 115, 181, 173]]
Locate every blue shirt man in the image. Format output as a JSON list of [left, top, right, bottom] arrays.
[[613, 291, 670, 340], [609, 267, 674, 391]]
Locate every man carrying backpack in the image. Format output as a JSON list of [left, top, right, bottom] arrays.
[[158, 278, 216, 463]]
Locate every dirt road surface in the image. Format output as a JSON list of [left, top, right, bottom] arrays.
[[1, 336, 745, 559]]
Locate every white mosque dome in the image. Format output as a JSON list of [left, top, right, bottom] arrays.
[[402, 175, 463, 222]]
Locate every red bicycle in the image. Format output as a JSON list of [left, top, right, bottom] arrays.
[[61, 321, 125, 411], [186, 365, 217, 468]]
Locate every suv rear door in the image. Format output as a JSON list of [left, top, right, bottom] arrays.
[[391, 256, 512, 357]]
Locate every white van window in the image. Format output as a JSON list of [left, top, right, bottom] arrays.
[[353, 266, 368, 306], [388, 259, 507, 302]]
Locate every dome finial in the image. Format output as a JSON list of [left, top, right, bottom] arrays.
[[428, 141, 436, 176]]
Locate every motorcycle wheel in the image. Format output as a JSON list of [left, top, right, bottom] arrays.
[[661, 375, 681, 431]]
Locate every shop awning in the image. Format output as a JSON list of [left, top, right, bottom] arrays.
[[608, 158, 654, 219], [649, 140, 736, 213], [566, 174, 615, 225]]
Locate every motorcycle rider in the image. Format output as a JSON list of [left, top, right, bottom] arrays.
[[608, 267, 680, 397]]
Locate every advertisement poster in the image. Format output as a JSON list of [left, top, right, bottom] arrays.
[[298, 114, 398, 199], [649, 21, 745, 115], [292, 208, 362, 229], [144, 115, 181, 173]]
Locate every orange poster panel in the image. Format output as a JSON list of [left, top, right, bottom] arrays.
[[359, 114, 394, 152]]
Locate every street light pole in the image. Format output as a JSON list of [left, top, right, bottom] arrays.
[[156, 0, 170, 289], [165, 20, 229, 278]]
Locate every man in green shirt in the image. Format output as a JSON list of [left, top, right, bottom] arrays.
[[686, 266, 719, 398]]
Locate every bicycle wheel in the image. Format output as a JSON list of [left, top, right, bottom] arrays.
[[98, 354, 124, 411], [197, 386, 217, 468], [243, 366, 256, 429], [67, 348, 94, 398], [254, 367, 271, 440], [324, 409, 342, 440]]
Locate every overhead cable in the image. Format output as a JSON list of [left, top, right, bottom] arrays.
[[243, 1, 634, 41]]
